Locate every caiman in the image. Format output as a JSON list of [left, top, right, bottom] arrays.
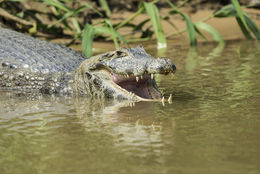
[[0, 28, 176, 101]]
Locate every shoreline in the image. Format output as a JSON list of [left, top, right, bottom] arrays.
[[68, 8, 260, 52]]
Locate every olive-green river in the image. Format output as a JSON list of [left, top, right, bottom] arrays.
[[0, 41, 259, 174]]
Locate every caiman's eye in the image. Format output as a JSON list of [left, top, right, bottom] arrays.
[[115, 50, 127, 57], [88, 62, 104, 70], [88, 64, 97, 70], [99, 50, 128, 61]]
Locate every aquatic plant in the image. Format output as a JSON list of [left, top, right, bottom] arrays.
[[0, 0, 259, 57]]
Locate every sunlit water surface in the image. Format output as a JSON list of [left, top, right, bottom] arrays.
[[0, 41, 259, 174]]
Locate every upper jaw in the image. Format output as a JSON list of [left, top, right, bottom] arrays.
[[91, 57, 176, 78]]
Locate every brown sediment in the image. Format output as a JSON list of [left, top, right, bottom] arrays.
[[109, 7, 260, 43], [1, 1, 259, 51], [70, 7, 260, 53]]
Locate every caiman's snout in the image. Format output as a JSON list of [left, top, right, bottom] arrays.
[[90, 46, 177, 77], [147, 58, 176, 75]]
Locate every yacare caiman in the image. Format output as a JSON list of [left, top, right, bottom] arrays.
[[0, 28, 176, 102]]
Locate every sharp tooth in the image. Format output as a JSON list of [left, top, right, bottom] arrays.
[[161, 96, 165, 102], [127, 74, 129, 78], [161, 96, 165, 106], [136, 76, 139, 82], [129, 92, 135, 97], [141, 75, 143, 79], [171, 73, 175, 79], [168, 94, 172, 104], [151, 74, 154, 79]]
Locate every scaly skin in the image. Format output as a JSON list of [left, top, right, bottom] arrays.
[[74, 46, 176, 100], [0, 28, 176, 101]]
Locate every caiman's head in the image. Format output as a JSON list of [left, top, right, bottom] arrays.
[[74, 46, 176, 101]]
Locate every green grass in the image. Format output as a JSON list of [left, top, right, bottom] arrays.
[[0, 0, 259, 57], [144, 2, 167, 49], [82, 23, 95, 58]]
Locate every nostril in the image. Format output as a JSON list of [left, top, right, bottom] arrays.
[[172, 64, 177, 73], [85, 72, 92, 79]]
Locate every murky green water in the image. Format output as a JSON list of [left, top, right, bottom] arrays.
[[0, 41, 260, 174]]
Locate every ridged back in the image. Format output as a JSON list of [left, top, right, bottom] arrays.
[[0, 28, 86, 73]]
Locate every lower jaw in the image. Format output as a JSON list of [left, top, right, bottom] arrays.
[[111, 73, 162, 101], [123, 87, 156, 99], [117, 82, 162, 100]]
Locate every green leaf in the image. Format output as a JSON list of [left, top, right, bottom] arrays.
[[71, 18, 81, 34], [168, 10, 178, 15], [94, 26, 111, 35], [104, 20, 119, 48], [17, 11, 24, 18], [44, 0, 71, 12], [194, 24, 207, 41], [183, 14, 197, 46], [5, 0, 28, 1], [80, 3, 103, 17], [213, 4, 236, 18], [236, 17, 253, 40], [98, 0, 111, 16], [166, 0, 197, 46], [28, 23, 37, 34], [95, 20, 127, 48], [165, 0, 181, 14], [231, 0, 248, 30], [48, 4, 92, 28], [82, 23, 95, 58], [195, 22, 224, 44], [144, 2, 167, 49], [115, 5, 144, 30], [244, 14, 260, 40], [48, 11, 73, 28], [113, 31, 128, 45]]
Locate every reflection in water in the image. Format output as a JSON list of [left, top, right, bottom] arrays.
[[0, 41, 260, 174], [74, 98, 175, 158], [0, 93, 175, 168]]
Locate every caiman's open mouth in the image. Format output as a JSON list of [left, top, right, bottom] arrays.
[[110, 72, 162, 101], [80, 46, 177, 101]]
